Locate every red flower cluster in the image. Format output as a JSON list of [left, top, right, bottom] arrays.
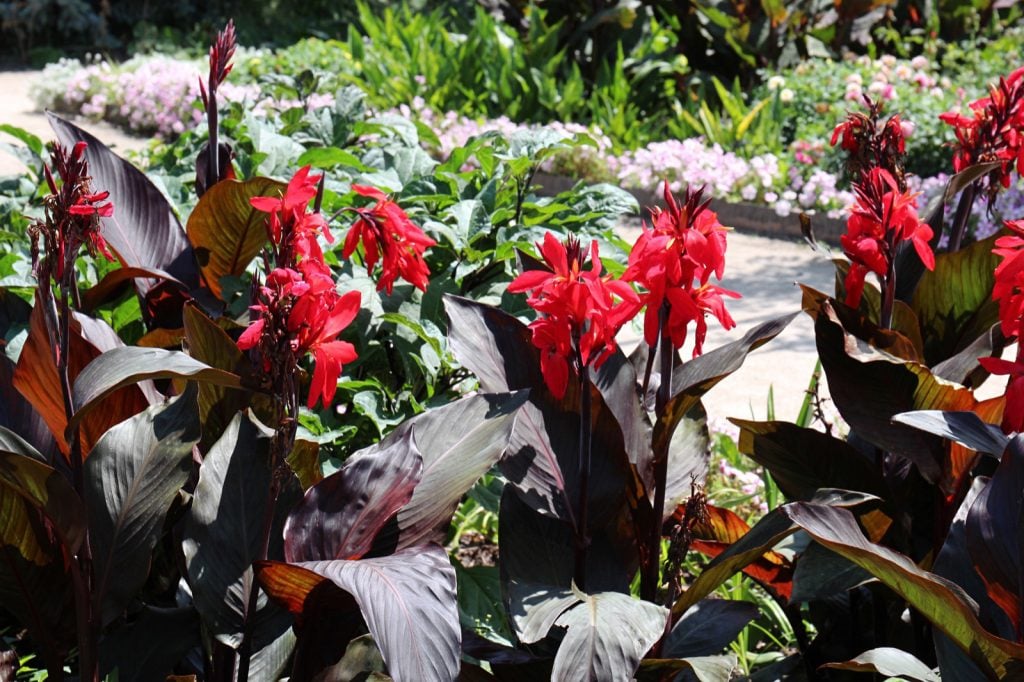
[[343, 185, 435, 293], [31, 141, 114, 283], [840, 168, 935, 308], [622, 184, 739, 354], [509, 233, 640, 398], [980, 220, 1024, 433], [939, 66, 1024, 202], [238, 261, 361, 409], [242, 167, 361, 409], [250, 166, 333, 265]]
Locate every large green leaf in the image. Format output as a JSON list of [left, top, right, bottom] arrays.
[[186, 177, 284, 299], [183, 411, 293, 651], [69, 346, 241, 438], [910, 232, 1000, 366], [85, 386, 201, 625], [259, 545, 460, 682]]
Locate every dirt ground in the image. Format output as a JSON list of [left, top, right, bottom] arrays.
[[0, 69, 845, 422]]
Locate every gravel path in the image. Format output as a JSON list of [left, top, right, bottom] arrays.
[[0, 70, 838, 422]]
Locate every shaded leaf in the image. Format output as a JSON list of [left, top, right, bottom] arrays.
[[508, 582, 580, 644], [287, 439, 322, 490], [966, 434, 1024, 634], [639, 654, 738, 682], [664, 599, 759, 658], [663, 403, 710, 520], [69, 346, 240, 438], [790, 542, 872, 603], [551, 590, 668, 682], [98, 606, 202, 682], [46, 113, 200, 294], [85, 386, 201, 625], [820, 647, 939, 681], [183, 411, 292, 649], [731, 420, 887, 500], [285, 430, 422, 562], [186, 177, 284, 299], [79, 266, 183, 313]]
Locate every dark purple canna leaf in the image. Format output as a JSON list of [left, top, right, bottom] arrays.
[[183, 411, 294, 652], [549, 589, 668, 682], [664, 599, 759, 658], [78, 266, 184, 313], [97, 606, 202, 682], [730, 419, 887, 501], [966, 434, 1024, 638], [368, 391, 526, 552], [85, 385, 201, 625], [285, 430, 423, 563], [45, 113, 200, 295], [892, 410, 1008, 457], [260, 545, 461, 682], [68, 346, 241, 439]]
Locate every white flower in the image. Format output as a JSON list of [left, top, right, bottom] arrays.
[[767, 75, 786, 91], [779, 88, 795, 103]]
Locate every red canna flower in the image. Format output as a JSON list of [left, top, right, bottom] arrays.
[[30, 141, 114, 284], [250, 165, 332, 265], [622, 184, 739, 354], [940, 66, 1024, 204], [509, 233, 640, 398], [840, 167, 935, 308], [343, 185, 435, 293], [238, 263, 361, 409]]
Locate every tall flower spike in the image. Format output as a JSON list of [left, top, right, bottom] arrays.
[[342, 185, 436, 293], [622, 183, 739, 354], [831, 95, 908, 189], [29, 141, 114, 284]]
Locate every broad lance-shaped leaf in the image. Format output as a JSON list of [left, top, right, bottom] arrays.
[[370, 391, 527, 551], [98, 606, 201, 682], [14, 295, 154, 457], [46, 112, 200, 295], [966, 433, 1024, 635], [79, 266, 183, 313], [85, 385, 201, 625], [551, 589, 668, 682], [821, 647, 940, 681], [664, 599, 759, 658], [810, 294, 990, 483], [654, 313, 797, 457], [285, 430, 423, 563], [893, 410, 1008, 457], [69, 346, 241, 438], [186, 177, 285, 300], [730, 419, 887, 501], [673, 495, 1024, 678], [258, 545, 461, 682], [183, 411, 293, 651], [910, 231, 1000, 366]]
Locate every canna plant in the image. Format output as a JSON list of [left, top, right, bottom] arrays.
[[669, 73, 1024, 680]]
